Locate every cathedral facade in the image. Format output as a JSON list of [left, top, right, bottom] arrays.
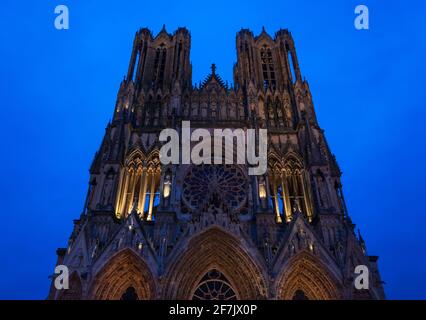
[[48, 26, 385, 300]]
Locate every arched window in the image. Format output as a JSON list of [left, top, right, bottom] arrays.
[[144, 182, 160, 218], [287, 51, 296, 83], [192, 269, 238, 300], [274, 98, 285, 127], [151, 94, 162, 126], [287, 168, 306, 214], [132, 51, 140, 82], [260, 46, 276, 89], [334, 180, 347, 216], [270, 175, 286, 223], [175, 41, 182, 76], [269, 156, 313, 222], [266, 97, 285, 128], [277, 185, 285, 215], [286, 43, 297, 83], [153, 45, 167, 86], [115, 152, 161, 221]]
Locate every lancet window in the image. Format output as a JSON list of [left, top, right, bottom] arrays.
[[269, 156, 313, 222], [115, 151, 161, 220]]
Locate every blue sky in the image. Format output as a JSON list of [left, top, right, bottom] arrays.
[[0, 1, 425, 299]]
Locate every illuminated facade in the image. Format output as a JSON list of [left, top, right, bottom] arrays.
[[48, 26, 385, 300]]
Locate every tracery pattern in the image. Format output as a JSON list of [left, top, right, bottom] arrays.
[[192, 269, 237, 300], [182, 165, 247, 212]]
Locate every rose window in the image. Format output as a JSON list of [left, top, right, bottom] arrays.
[[192, 269, 238, 300], [182, 165, 247, 212]]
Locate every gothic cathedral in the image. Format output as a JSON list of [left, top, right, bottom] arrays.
[[48, 26, 385, 300]]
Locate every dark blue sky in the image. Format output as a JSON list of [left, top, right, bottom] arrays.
[[0, 1, 425, 299]]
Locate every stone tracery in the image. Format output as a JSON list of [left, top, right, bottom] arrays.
[[182, 164, 247, 213], [268, 154, 314, 222], [115, 150, 161, 220], [192, 269, 238, 300]]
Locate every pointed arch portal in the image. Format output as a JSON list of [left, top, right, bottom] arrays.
[[163, 228, 268, 299], [89, 249, 156, 300], [276, 252, 341, 300]]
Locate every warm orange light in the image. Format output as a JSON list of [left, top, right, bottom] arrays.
[[163, 181, 171, 198], [259, 182, 266, 199]]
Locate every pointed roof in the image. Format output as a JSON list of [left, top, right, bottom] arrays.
[[153, 24, 173, 41], [255, 26, 274, 43], [200, 63, 227, 89]]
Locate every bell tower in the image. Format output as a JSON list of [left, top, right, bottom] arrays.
[[234, 27, 302, 90], [126, 25, 191, 91]]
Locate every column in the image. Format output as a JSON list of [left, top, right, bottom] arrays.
[[137, 168, 148, 216], [282, 171, 292, 222], [271, 176, 282, 223], [301, 170, 313, 222], [118, 169, 130, 217], [147, 171, 156, 221]]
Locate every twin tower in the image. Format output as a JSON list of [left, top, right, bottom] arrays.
[[48, 26, 385, 300]]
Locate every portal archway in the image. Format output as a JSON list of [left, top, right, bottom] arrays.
[[89, 249, 156, 300], [163, 227, 268, 299], [276, 252, 341, 300]]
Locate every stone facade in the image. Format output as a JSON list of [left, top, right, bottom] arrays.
[[48, 26, 385, 300]]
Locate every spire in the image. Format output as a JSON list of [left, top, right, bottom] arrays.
[[200, 63, 226, 89], [358, 229, 367, 254]]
